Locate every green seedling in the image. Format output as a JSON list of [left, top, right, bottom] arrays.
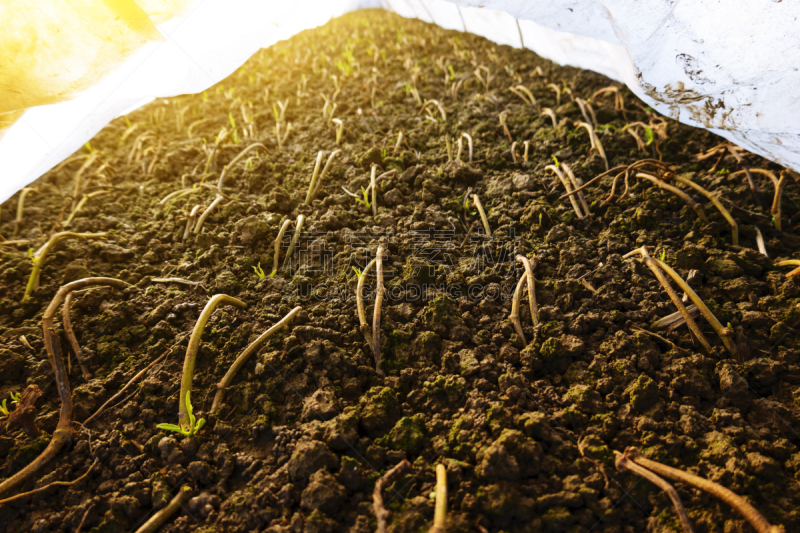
[[552, 155, 559, 167], [9, 391, 21, 405], [352, 266, 362, 278], [253, 262, 266, 279], [157, 391, 206, 437], [354, 186, 372, 209], [463, 197, 477, 216]]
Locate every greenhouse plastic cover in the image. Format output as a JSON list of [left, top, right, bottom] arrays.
[[1, 0, 799, 204]]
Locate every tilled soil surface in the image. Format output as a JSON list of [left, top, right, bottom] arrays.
[[1, 9, 800, 533]]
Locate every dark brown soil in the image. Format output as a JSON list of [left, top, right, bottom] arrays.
[[1, 9, 799, 533]]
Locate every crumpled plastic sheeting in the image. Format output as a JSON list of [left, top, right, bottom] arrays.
[[400, 0, 800, 172], [1, 0, 799, 203]]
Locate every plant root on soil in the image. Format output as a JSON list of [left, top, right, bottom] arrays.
[[623, 447, 785, 533], [134, 485, 192, 533], [374, 459, 413, 533]]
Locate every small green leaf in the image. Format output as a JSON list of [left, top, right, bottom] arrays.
[[552, 155, 559, 167], [157, 423, 186, 435], [643, 125, 654, 146], [195, 418, 206, 432]]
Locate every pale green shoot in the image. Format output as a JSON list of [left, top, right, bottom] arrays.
[[157, 391, 206, 437], [253, 262, 266, 279]]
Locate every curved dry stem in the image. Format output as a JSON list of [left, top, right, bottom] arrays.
[[23, 232, 108, 302], [178, 294, 246, 430], [577, 121, 608, 170], [462, 133, 473, 162], [523, 140, 530, 163], [311, 149, 343, 202], [614, 451, 695, 533], [134, 486, 192, 533], [421, 99, 446, 121], [625, 447, 784, 533], [192, 194, 224, 235], [672, 175, 738, 245], [212, 306, 301, 413], [653, 257, 737, 357], [373, 245, 386, 377], [371, 165, 378, 217], [393, 132, 404, 155], [217, 143, 269, 190], [624, 247, 712, 353], [304, 151, 325, 205], [541, 108, 557, 128], [636, 173, 707, 221], [0, 277, 127, 498], [754, 226, 768, 257], [456, 136, 463, 162], [575, 98, 597, 129], [776, 260, 800, 278], [374, 460, 413, 533], [183, 205, 203, 240], [430, 464, 448, 533], [333, 118, 344, 145], [281, 214, 304, 271], [562, 163, 591, 217], [546, 83, 561, 106], [159, 187, 198, 205], [271, 219, 292, 275], [65, 190, 109, 228], [471, 194, 492, 237], [546, 165, 584, 218], [357, 257, 378, 352], [16, 188, 37, 226], [62, 293, 92, 381], [516, 254, 539, 327], [509, 275, 528, 347]]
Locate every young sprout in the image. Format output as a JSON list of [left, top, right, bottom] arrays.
[[157, 391, 205, 437], [462, 133, 473, 162], [275, 122, 292, 151], [776, 260, 800, 278], [252, 262, 266, 279], [274, 99, 288, 122], [509, 84, 536, 106], [591, 85, 625, 112], [177, 294, 246, 431], [0, 277, 127, 498], [356, 254, 378, 353], [445, 136, 453, 161], [576, 121, 608, 170], [64, 190, 109, 228], [282, 214, 304, 270], [541, 107, 557, 127], [15, 187, 37, 233], [371, 164, 378, 217], [510, 142, 519, 164], [372, 244, 386, 377], [614, 451, 695, 533], [357, 108, 373, 134], [546, 83, 561, 106], [621, 447, 785, 533], [670, 173, 739, 245], [333, 118, 344, 145], [23, 232, 108, 302], [509, 254, 539, 346], [183, 205, 202, 240], [420, 99, 446, 121], [72, 152, 100, 200], [211, 306, 301, 414], [194, 143, 268, 234], [271, 218, 292, 276], [696, 143, 760, 205], [546, 164, 586, 218], [575, 98, 598, 129], [636, 173, 708, 221], [202, 128, 228, 175], [754, 226, 768, 257], [523, 140, 530, 163], [430, 464, 448, 533], [471, 194, 492, 237], [159, 186, 199, 205], [393, 132, 404, 155], [499, 111, 512, 141], [456, 136, 463, 162], [562, 163, 591, 217]]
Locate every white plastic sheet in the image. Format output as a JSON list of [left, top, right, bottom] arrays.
[[1, 0, 799, 203]]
